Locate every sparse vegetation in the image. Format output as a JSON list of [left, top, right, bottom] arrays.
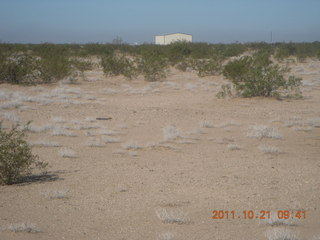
[[163, 125, 182, 141], [156, 208, 189, 224], [0, 124, 47, 185], [0, 52, 40, 85], [101, 54, 138, 79], [138, 51, 168, 81], [265, 228, 299, 240], [258, 145, 279, 154], [122, 141, 142, 150], [200, 120, 215, 128], [158, 232, 175, 240], [247, 125, 282, 139], [227, 143, 240, 150], [30, 140, 62, 147], [45, 189, 69, 199], [222, 51, 302, 98], [7, 223, 41, 233], [1, 42, 318, 86], [58, 148, 77, 158]]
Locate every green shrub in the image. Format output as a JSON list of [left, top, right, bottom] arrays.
[[0, 124, 47, 185], [216, 84, 232, 98], [194, 58, 222, 77], [175, 60, 190, 72], [222, 53, 302, 97], [70, 58, 94, 72], [39, 55, 72, 83], [101, 54, 138, 79], [0, 53, 40, 85], [0, 50, 74, 84], [138, 52, 168, 81], [167, 41, 191, 65]]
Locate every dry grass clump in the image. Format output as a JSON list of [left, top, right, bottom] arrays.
[[25, 124, 55, 133], [52, 86, 83, 95], [129, 151, 139, 157], [45, 189, 69, 199], [227, 143, 240, 150], [308, 118, 320, 128], [86, 140, 105, 148], [96, 129, 118, 136], [265, 228, 299, 240], [0, 100, 23, 110], [122, 141, 142, 150], [30, 140, 62, 147], [285, 117, 304, 127], [214, 121, 241, 128], [0, 112, 19, 122], [58, 149, 77, 158], [258, 145, 279, 154], [158, 232, 175, 240], [78, 124, 101, 130], [117, 124, 128, 129], [7, 223, 41, 233], [51, 116, 67, 123], [85, 117, 96, 122], [177, 139, 196, 144], [156, 208, 189, 225], [247, 125, 282, 139], [102, 136, 120, 143], [51, 127, 77, 137], [200, 120, 215, 128], [163, 125, 182, 141], [293, 126, 313, 132], [285, 117, 320, 133]]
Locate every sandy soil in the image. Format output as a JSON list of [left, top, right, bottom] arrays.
[[0, 59, 319, 240]]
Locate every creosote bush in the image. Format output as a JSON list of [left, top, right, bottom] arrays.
[[0, 124, 47, 185], [138, 52, 168, 81], [101, 54, 138, 79], [0, 53, 40, 85], [194, 57, 222, 77], [221, 52, 302, 97]]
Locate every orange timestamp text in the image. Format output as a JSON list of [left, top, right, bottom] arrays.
[[211, 210, 307, 220]]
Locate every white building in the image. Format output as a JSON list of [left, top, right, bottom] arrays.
[[155, 33, 193, 45]]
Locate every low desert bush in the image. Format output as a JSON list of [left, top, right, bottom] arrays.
[[175, 56, 222, 76], [194, 57, 222, 77], [167, 41, 191, 65], [70, 58, 94, 72], [101, 54, 138, 79], [39, 54, 72, 83], [222, 52, 302, 97], [175, 59, 191, 72], [0, 124, 47, 185], [0, 53, 40, 85], [138, 52, 168, 81], [0, 51, 75, 84]]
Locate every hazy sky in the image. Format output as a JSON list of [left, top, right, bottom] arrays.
[[0, 0, 319, 44]]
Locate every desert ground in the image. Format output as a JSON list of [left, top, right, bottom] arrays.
[[0, 59, 319, 240]]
